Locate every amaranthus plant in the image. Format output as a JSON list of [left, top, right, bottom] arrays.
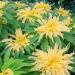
[[0, 1, 75, 75]]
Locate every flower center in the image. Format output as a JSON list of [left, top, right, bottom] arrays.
[[15, 35, 28, 46]]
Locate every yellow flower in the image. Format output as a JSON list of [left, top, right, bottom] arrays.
[[0, 1, 7, 9], [58, 7, 70, 16], [63, 16, 72, 26], [15, 2, 26, 8], [1, 29, 29, 52], [32, 45, 74, 75], [0, 73, 3, 75], [17, 8, 42, 23], [33, 2, 51, 14], [0, 10, 3, 17], [35, 16, 70, 40], [0, 68, 14, 75]]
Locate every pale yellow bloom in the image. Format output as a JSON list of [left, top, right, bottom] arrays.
[[63, 16, 72, 26], [35, 16, 70, 40], [33, 2, 51, 14], [17, 8, 42, 23], [0, 10, 3, 17], [0, 1, 7, 9], [0, 68, 14, 75], [0, 73, 3, 75], [1, 29, 29, 52], [32, 45, 74, 75], [58, 7, 70, 16], [15, 2, 26, 8]]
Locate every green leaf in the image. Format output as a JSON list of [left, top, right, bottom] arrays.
[[54, 36, 62, 47], [64, 32, 75, 45], [23, 25, 35, 34], [25, 71, 40, 75], [0, 28, 8, 38], [29, 33, 39, 43], [2, 58, 14, 70], [40, 36, 49, 51], [4, 11, 20, 29], [0, 17, 7, 25], [59, 16, 67, 21], [0, 57, 2, 69], [0, 25, 2, 34], [48, 37, 54, 48], [14, 71, 25, 75], [70, 60, 75, 73], [25, 46, 31, 54], [42, 0, 48, 2], [4, 49, 11, 63], [14, 51, 20, 58], [4, 10, 13, 20]]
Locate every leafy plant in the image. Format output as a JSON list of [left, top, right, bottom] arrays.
[[0, 1, 75, 75]]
